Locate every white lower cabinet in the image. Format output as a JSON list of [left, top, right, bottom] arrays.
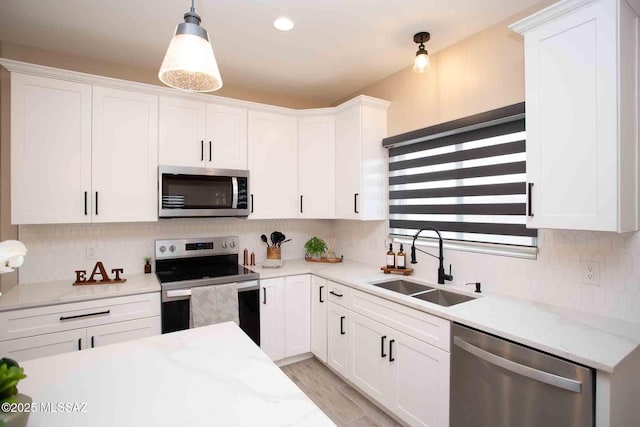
[[2, 329, 87, 361], [0, 293, 161, 361], [310, 276, 328, 362], [327, 302, 349, 378], [311, 276, 450, 427], [388, 329, 450, 427], [259, 274, 310, 361]]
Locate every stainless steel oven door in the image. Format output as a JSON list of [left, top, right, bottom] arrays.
[[161, 281, 260, 345]]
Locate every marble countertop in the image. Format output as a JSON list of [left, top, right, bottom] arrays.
[[0, 273, 160, 312], [250, 259, 640, 373], [19, 322, 334, 427]]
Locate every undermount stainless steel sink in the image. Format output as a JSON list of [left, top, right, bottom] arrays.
[[369, 279, 476, 307], [370, 279, 433, 295], [411, 289, 475, 307]]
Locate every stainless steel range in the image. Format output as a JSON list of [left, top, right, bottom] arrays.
[[155, 236, 260, 344]]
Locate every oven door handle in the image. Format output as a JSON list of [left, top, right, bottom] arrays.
[[166, 289, 192, 298]]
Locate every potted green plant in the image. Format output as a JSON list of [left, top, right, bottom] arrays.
[[304, 237, 327, 260], [0, 357, 30, 427], [144, 257, 152, 274]]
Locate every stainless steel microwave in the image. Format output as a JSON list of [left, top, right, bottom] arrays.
[[158, 166, 249, 218]]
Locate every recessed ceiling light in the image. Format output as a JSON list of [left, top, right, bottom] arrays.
[[274, 17, 294, 31]]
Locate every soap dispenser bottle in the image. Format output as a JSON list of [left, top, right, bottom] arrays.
[[397, 244, 406, 269], [386, 243, 396, 268]]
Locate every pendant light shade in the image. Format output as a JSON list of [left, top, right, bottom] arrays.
[[412, 32, 431, 73], [158, 1, 223, 92]]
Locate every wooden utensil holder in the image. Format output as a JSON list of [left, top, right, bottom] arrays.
[[267, 247, 281, 260]]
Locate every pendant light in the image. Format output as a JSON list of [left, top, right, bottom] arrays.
[[413, 32, 431, 73], [158, 0, 223, 92]]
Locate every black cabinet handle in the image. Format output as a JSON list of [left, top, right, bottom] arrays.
[[95, 191, 98, 215], [84, 191, 88, 215], [300, 195, 303, 213], [60, 310, 110, 321], [200, 140, 204, 161], [389, 339, 395, 362], [329, 291, 343, 298], [251, 194, 254, 213], [381, 335, 387, 358], [91, 336, 95, 348], [340, 316, 346, 335], [528, 183, 534, 217], [354, 193, 359, 214], [78, 338, 82, 350], [209, 141, 212, 162], [262, 287, 267, 304], [319, 285, 324, 303]]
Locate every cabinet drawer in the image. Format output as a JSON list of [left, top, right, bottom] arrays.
[[0, 292, 160, 341], [1, 329, 87, 362], [350, 289, 450, 352], [327, 281, 349, 307]]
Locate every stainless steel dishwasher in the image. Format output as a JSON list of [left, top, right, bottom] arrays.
[[451, 323, 594, 427]]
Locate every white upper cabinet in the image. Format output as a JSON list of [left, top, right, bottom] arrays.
[[247, 111, 298, 219], [158, 97, 207, 167], [11, 74, 92, 224], [298, 114, 335, 218], [92, 86, 158, 222], [511, 0, 640, 232], [335, 96, 390, 220], [206, 104, 248, 170], [159, 97, 248, 170]]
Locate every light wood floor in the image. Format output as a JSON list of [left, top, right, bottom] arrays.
[[281, 357, 402, 427]]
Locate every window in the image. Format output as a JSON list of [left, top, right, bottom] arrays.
[[383, 103, 537, 258]]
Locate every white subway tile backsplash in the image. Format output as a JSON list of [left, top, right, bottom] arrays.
[[18, 219, 333, 284]]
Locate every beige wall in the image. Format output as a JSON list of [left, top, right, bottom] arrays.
[[339, 0, 555, 137], [0, 41, 323, 109]]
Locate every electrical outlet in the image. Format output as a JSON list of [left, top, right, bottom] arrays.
[[581, 261, 600, 286], [86, 247, 96, 260]]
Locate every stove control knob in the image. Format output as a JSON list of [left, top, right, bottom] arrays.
[[222, 242, 228, 249], [230, 241, 236, 248], [159, 246, 166, 253], [169, 245, 176, 252]]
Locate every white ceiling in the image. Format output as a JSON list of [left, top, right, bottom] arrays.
[[0, 0, 540, 105]]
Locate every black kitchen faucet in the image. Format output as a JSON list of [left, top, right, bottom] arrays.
[[410, 227, 453, 285]]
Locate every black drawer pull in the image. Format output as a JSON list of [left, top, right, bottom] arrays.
[[84, 191, 88, 215], [300, 195, 303, 213], [200, 140, 204, 161], [251, 194, 254, 213], [91, 336, 95, 348], [329, 291, 343, 298], [528, 182, 534, 217], [78, 338, 82, 350], [389, 339, 395, 362], [319, 285, 324, 303], [60, 310, 110, 321], [354, 193, 359, 214], [95, 191, 99, 215], [262, 287, 267, 304], [209, 140, 212, 162], [340, 316, 346, 335], [381, 335, 387, 358]]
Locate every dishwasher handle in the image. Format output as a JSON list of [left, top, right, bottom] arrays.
[[453, 336, 583, 394]]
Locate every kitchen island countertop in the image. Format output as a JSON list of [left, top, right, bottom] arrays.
[[19, 322, 334, 427]]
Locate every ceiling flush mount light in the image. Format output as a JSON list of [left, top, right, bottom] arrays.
[[413, 31, 431, 73], [274, 17, 294, 31], [158, 0, 223, 92]]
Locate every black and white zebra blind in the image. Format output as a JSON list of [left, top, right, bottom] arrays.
[[384, 103, 537, 248]]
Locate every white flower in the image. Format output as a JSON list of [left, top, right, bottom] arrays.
[[0, 240, 28, 274]]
